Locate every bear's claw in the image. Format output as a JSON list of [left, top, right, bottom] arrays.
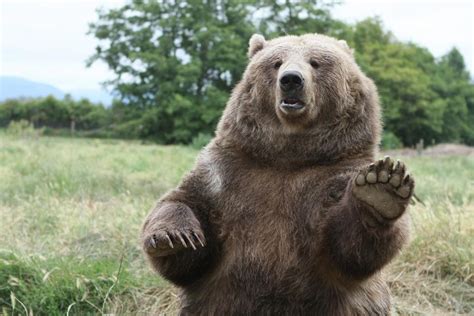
[[165, 233, 174, 248], [353, 156, 415, 221], [145, 228, 205, 257], [193, 232, 206, 247]]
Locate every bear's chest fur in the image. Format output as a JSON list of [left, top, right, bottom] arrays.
[[209, 162, 352, 282]]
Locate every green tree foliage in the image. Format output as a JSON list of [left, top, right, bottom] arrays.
[[87, 0, 339, 143], [253, 0, 338, 35], [434, 48, 474, 145], [347, 19, 445, 146], [87, 0, 256, 143], [0, 96, 110, 132], [345, 19, 474, 146]]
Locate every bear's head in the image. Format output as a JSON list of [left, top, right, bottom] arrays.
[[215, 34, 381, 166]]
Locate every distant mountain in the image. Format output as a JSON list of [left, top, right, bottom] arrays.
[[0, 76, 113, 105], [0, 76, 64, 100]]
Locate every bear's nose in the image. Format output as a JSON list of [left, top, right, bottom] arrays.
[[279, 71, 304, 91]]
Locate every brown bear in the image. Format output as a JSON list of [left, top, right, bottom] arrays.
[[141, 33, 414, 315]]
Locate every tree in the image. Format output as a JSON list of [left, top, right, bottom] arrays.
[[344, 18, 474, 147], [252, 0, 339, 35], [433, 48, 474, 144], [88, 0, 338, 143], [88, 0, 255, 143]]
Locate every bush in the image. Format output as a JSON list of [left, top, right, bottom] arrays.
[[0, 96, 112, 133], [191, 133, 213, 149], [381, 131, 402, 150], [6, 120, 43, 138], [111, 119, 144, 139]]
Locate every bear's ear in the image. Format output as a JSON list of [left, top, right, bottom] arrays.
[[338, 40, 355, 56], [248, 34, 266, 59]]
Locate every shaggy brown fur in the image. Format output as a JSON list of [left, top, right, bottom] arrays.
[[142, 34, 414, 315]]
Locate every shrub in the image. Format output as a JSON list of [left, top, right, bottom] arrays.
[[191, 133, 213, 149], [6, 120, 43, 138], [381, 131, 402, 149]]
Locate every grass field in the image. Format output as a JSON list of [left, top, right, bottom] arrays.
[[0, 134, 473, 315]]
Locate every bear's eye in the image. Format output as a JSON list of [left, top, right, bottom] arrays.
[[310, 59, 320, 69], [274, 60, 283, 69]]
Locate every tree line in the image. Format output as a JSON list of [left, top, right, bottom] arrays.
[[0, 95, 147, 139], [1, 0, 473, 148]]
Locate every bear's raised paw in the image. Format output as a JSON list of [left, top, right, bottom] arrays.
[[353, 156, 415, 221]]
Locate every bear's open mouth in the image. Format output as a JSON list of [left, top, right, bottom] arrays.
[[280, 98, 305, 111]]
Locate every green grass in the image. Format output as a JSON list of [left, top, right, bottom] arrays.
[[0, 134, 472, 315]]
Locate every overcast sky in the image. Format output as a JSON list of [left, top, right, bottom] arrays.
[[0, 0, 472, 92]]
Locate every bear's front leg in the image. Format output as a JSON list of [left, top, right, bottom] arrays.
[[142, 202, 206, 258], [142, 200, 216, 286], [353, 156, 415, 224], [323, 157, 414, 280]]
